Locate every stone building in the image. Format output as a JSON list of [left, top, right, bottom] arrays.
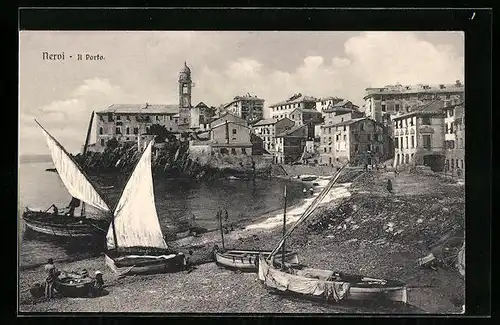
[[274, 125, 308, 164], [270, 93, 317, 120], [392, 100, 447, 171], [288, 107, 323, 139], [363, 81, 464, 128], [219, 94, 265, 124], [319, 107, 365, 166], [95, 103, 180, 152], [324, 117, 388, 166], [190, 101, 213, 132], [94, 62, 196, 151], [252, 117, 295, 154], [210, 112, 248, 128], [442, 101, 465, 175]]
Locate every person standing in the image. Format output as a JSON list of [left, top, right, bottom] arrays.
[[387, 179, 393, 193], [44, 258, 59, 300]]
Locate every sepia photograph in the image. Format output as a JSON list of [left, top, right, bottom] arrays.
[[18, 28, 468, 314]]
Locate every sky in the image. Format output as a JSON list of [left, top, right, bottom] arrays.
[[19, 31, 464, 155]]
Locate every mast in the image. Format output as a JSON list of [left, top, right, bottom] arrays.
[[281, 185, 287, 268], [80, 111, 95, 217], [218, 207, 225, 250]]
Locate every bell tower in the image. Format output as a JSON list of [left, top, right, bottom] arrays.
[[178, 61, 192, 131]]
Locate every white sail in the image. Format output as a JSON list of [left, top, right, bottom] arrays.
[[37, 121, 110, 213], [106, 141, 167, 250]]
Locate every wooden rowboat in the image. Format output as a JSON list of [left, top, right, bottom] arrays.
[[23, 209, 108, 238], [55, 276, 94, 298], [259, 255, 407, 304], [214, 249, 299, 272]]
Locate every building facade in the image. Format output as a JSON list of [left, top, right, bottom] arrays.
[[392, 100, 446, 171], [252, 117, 295, 154], [363, 81, 464, 127], [220, 94, 265, 124], [95, 103, 180, 152], [320, 117, 388, 166], [315, 96, 344, 113], [270, 93, 317, 120], [190, 101, 213, 131], [210, 120, 253, 156], [274, 125, 308, 164], [443, 102, 465, 175]]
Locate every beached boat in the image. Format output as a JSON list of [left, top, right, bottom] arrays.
[[104, 141, 186, 276], [22, 113, 111, 239], [259, 164, 408, 305], [55, 272, 94, 298], [214, 249, 298, 272]]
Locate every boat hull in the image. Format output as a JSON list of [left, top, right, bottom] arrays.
[[55, 278, 94, 298], [214, 249, 299, 272], [22, 210, 108, 239], [105, 252, 186, 276], [258, 255, 407, 304]]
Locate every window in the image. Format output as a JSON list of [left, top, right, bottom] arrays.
[[456, 159, 459, 168], [395, 137, 399, 148], [126, 127, 130, 135], [241, 148, 247, 155], [422, 117, 431, 125], [423, 135, 431, 149], [292, 114, 295, 119], [336, 134, 340, 141], [107, 113, 113, 122], [146, 127, 150, 134], [343, 126, 346, 131], [354, 144, 359, 152], [381, 104, 386, 112], [328, 137, 331, 142], [461, 160, 464, 169], [116, 115, 121, 121], [133, 127, 139, 135], [451, 159, 455, 168], [156, 116, 161, 121], [232, 129, 237, 135], [329, 147, 332, 153], [115, 127, 121, 135], [126, 115, 131, 121], [169, 115, 173, 121], [395, 104, 400, 112], [324, 148, 327, 153], [400, 137, 403, 149], [411, 136, 415, 148], [100, 139, 105, 146], [405, 137, 408, 149], [410, 118, 414, 126], [99, 127, 103, 135]]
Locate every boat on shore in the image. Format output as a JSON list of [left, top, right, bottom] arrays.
[[104, 141, 186, 276], [259, 164, 408, 305], [23, 113, 111, 240], [214, 248, 298, 272]]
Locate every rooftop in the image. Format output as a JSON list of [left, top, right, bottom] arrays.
[[363, 82, 464, 99], [291, 107, 322, 115], [276, 125, 307, 137], [98, 103, 179, 115], [393, 100, 448, 120], [269, 93, 318, 107], [253, 118, 278, 126], [233, 94, 264, 101], [331, 117, 367, 127]]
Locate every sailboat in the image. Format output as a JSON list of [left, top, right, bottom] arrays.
[[22, 115, 110, 238], [104, 140, 186, 275], [258, 164, 408, 305], [213, 206, 299, 272]]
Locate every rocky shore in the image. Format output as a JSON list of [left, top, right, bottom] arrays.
[[19, 168, 465, 314]]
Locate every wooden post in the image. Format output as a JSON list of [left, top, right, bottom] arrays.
[[218, 208, 225, 250], [281, 185, 287, 268]]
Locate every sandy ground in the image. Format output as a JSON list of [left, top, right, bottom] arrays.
[[18, 168, 465, 314]]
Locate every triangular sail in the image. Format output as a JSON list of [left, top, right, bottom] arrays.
[[106, 141, 167, 251], [36, 120, 111, 213], [268, 163, 348, 259]]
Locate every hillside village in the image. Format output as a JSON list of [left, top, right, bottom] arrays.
[[89, 62, 465, 177]]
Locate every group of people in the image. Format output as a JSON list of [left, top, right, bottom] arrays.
[[48, 197, 82, 217], [42, 258, 105, 300]]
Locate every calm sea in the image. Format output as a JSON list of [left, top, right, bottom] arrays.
[[18, 162, 305, 268]]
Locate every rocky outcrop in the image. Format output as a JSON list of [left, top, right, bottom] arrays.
[[73, 142, 271, 181]]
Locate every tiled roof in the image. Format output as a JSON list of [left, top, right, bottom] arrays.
[[253, 118, 278, 126], [276, 125, 307, 137], [98, 104, 179, 114], [269, 94, 318, 107], [211, 121, 250, 130], [317, 96, 343, 102]]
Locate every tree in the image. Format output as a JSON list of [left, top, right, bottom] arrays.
[[107, 138, 119, 149], [149, 124, 176, 143]]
